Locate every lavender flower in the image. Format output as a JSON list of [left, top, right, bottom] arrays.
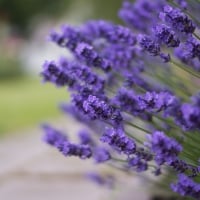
[[41, 61, 75, 87], [78, 130, 94, 145], [147, 131, 182, 165], [114, 88, 140, 115], [82, 20, 136, 46], [75, 42, 111, 71], [175, 37, 200, 67], [42, 0, 200, 198], [86, 172, 115, 188], [42, 124, 67, 146], [171, 174, 200, 198], [81, 94, 123, 124], [138, 35, 160, 56], [100, 127, 136, 155], [57, 141, 92, 159], [181, 103, 200, 130], [159, 5, 195, 34], [138, 91, 176, 113], [42, 124, 92, 159], [128, 156, 148, 172], [118, 0, 164, 32], [93, 147, 111, 163], [153, 24, 180, 47]]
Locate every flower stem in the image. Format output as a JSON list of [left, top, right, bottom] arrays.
[[170, 59, 200, 79], [125, 120, 151, 134]]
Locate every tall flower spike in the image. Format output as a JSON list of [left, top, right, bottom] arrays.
[[93, 147, 111, 163], [57, 141, 92, 159], [100, 127, 136, 155], [153, 24, 180, 47], [42, 124, 68, 146], [171, 174, 200, 198], [118, 0, 164, 32], [138, 35, 160, 56], [81, 94, 123, 124], [159, 5, 195, 34], [147, 131, 182, 165], [75, 42, 111, 71]]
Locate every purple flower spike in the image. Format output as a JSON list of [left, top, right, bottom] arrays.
[[128, 156, 148, 172], [147, 131, 182, 165], [93, 147, 111, 163], [153, 24, 180, 47], [100, 127, 136, 155], [42, 124, 67, 146], [160, 5, 195, 34], [75, 42, 111, 71], [78, 130, 94, 145], [138, 35, 160, 56], [171, 174, 200, 198], [81, 94, 123, 123], [59, 142, 92, 159], [86, 172, 115, 188]]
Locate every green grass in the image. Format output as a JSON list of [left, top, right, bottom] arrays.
[[0, 77, 68, 136]]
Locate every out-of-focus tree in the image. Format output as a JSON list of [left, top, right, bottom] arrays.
[[88, 0, 122, 23], [0, 0, 123, 36], [0, 0, 73, 36]]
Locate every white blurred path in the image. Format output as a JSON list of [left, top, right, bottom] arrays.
[[0, 116, 149, 200]]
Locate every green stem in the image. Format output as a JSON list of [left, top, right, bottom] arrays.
[[170, 59, 200, 79], [194, 32, 200, 41], [125, 131, 143, 143], [125, 120, 151, 134]]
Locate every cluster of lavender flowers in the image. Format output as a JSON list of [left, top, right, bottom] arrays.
[[41, 0, 200, 199]]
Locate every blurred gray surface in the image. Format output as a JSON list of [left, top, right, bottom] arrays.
[[0, 116, 149, 200]]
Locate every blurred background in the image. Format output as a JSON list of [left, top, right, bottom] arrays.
[[0, 1, 149, 200], [0, 0, 122, 136]]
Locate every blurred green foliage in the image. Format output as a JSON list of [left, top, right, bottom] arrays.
[[0, 0, 122, 35], [0, 78, 68, 136], [87, 0, 122, 22], [0, 0, 73, 35], [0, 57, 24, 80]]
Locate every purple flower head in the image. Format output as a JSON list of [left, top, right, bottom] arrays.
[[100, 127, 136, 155], [86, 172, 115, 188], [113, 87, 140, 115], [82, 20, 136, 45], [101, 44, 136, 70], [81, 94, 123, 124], [41, 61, 75, 87], [118, 0, 164, 32], [153, 167, 162, 176], [171, 174, 200, 198], [138, 35, 160, 56], [59, 58, 105, 93], [192, 92, 200, 107], [169, 159, 189, 174], [153, 24, 180, 47], [159, 5, 195, 34], [181, 103, 200, 130], [75, 42, 111, 71], [175, 37, 200, 66], [78, 130, 94, 145], [58, 141, 92, 159], [128, 156, 148, 172], [42, 124, 67, 146], [174, 0, 188, 9], [50, 25, 86, 51], [93, 147, 111, 163], [159, 52, 171, 63], [147, 131, 182, 165], [138, 91, 176, 113], [106, 25, 136, 45]]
